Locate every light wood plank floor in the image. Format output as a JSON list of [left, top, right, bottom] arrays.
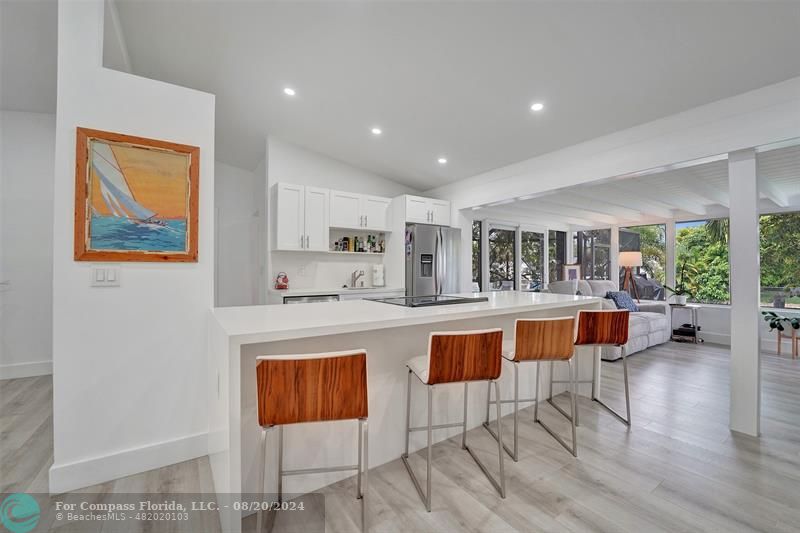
[[2, 342, 800, 532]]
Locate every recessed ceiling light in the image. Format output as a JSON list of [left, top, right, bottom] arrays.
[[283, 87, 296, 96], [437, 157, 448, 165], [530, 102, 544, 112], [371, 127, 382, 135]]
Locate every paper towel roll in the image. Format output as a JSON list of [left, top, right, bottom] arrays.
[[372, 264, 385, 287]]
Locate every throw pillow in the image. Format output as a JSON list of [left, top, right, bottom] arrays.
[[605, 291, 639, 312]]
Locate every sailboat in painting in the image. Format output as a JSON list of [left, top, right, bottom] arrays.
[[87, 140, 188, 253], [92, 143, 166, 228]]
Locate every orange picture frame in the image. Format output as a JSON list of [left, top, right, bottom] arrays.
[[74, 127, 200, 262]]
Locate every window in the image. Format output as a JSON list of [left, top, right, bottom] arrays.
[[520, 231, 544, 291], [675, 219, 730, 304], [760, 212, 800, 308], [549, 230, 566, 282], [575, 229, 611, 280], [472, 220, 482, 290], [620, 224, 666, 300], [489, 226, 515, 290]]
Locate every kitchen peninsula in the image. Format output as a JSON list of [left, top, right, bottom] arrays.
[[208, 291, 602, 531]]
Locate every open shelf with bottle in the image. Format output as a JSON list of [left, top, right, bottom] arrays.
[[329, 228, 387, 254]]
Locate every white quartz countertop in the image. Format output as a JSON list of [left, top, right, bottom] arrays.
[[267, 286, 404, 297], [212, 292, 600, 345]]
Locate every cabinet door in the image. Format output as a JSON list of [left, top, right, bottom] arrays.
[[275, 183, 305, 250], [430, 200, 451, 226], [361, 195, 391, 230], [304, 186, 330, 251], [405, 196, 430, 224], [330, 190, 362, 229]]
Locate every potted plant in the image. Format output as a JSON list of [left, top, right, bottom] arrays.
[[665, 260, 695, 305]]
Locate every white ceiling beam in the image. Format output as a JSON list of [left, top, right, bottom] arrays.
[[488, 205, 598, 228], [516, 200, 619, 225], [571, 187, 674, 219], [676, 176, 730, 208], [527, 195, 644, 222], [621, 179, 709, 215], [758, 175, 790, 207]]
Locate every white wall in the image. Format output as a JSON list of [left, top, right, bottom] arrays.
[[266, 137, 416, 291], [215, 161, 259, 307], [50, 0, 215, 492], [0, 111, 55, 379]]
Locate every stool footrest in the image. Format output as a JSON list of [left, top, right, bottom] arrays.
[[551, 379, 593, 384], [282, 464, 359, 477], [408, 422, 463, 433], [488, 398, 537, 405]]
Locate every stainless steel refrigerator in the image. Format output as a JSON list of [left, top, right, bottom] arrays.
[[405, 224, 461, 296]]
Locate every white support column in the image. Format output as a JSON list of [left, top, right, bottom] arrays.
[[542, 230, 550, 287], [610, 225, 620, 287], [665, 219, 676, 293], [566, 229, 576, 264], [728, 148, 761, 436], [481, 220, 489, 292]]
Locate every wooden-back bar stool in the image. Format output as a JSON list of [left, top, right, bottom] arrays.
[[255, 350, 369, 532], [484, 317, 578, 458], [550, 310, 631, 427], [401, 328, 505, 512]]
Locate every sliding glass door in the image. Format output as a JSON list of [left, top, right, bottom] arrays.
[[489, 225, 516, 290]]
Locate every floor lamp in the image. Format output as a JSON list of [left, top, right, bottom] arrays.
[[619, 251, 642, 302]]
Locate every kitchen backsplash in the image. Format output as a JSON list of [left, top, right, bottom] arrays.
[[271, 251, 385, 290]]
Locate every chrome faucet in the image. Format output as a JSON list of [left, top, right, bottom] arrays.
[[351, 269, 365, 288]]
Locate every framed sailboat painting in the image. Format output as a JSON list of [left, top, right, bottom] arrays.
[[74, 128, 200, 262]]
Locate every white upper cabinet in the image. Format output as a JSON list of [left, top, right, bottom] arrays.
[[274, 183, 329, 251], [304, 187, 330, 251], [330, 191, 391, 231], [330, 190, 362, 229], [275, 183, 305, 250], [404, 195, 451, 226], [361, 195, 391, 231]]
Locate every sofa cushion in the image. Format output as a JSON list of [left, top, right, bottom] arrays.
[[637, 312, 668, 334], [548, 280, 578, 295], [605, 291, 640, 312], [628, 314, 651, 339], [587, 280, 616, 296], [576, 280, 592, 296]]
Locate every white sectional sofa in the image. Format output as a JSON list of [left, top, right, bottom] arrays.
[[548, 279, 671, 360]]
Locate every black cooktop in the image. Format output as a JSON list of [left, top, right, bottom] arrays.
[[368, 294, 489, 308]]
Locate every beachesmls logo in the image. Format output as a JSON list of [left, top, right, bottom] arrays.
[[0, 494, 40, 533]]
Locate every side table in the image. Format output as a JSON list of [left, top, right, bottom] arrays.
[[670, 303, 703, 344]]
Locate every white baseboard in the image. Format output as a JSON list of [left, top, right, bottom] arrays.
[[49, 432, 208, 494], [0, 360, 52, 380]]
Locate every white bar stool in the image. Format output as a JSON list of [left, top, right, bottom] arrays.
[[401, 328, 506, 512], [255, 350, 369, 532], [484, 317, 578, 458]]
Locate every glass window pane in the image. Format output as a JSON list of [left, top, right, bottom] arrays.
[[472, 220, 482, 290], [549, 230, 566, 282], [675, 219, 730, 304], [760, 212, 800, 308], [489, 227, 515, 290], [620, 224, 666, 300], [521, 231, 544, 291], [576, 229, 611, 280]]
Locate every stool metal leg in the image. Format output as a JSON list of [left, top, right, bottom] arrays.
[[536, 359, 578, 457], [483, 361, 525, 461], [534, 361, 541, 422], [358, 418, 369, 532], [277, 425, 284, 504], [426, 384, 433, 511], [404, 370, 411, 457], [574, 353, 580, 427], [256, 427, 268, 533], [462, 383, 468, 449], [592, 345, 632, 426]]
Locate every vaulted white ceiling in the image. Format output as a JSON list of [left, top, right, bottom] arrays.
[[482, 142, 800, 229], [109, 1, 800, 190]]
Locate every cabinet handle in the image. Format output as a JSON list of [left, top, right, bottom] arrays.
[[300, 235, 304, 248], [365, 215, 368, 227], [360, 215, 364, 227], [306, 235, 310, 248]]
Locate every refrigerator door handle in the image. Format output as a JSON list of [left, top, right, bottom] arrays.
[[433, 229, 440, 294], [435, 228, 445, 295]]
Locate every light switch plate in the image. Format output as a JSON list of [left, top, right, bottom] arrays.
[[91, 267, 120, 287]]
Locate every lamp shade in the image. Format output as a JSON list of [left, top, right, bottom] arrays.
[[619, 251, 643, 268]]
